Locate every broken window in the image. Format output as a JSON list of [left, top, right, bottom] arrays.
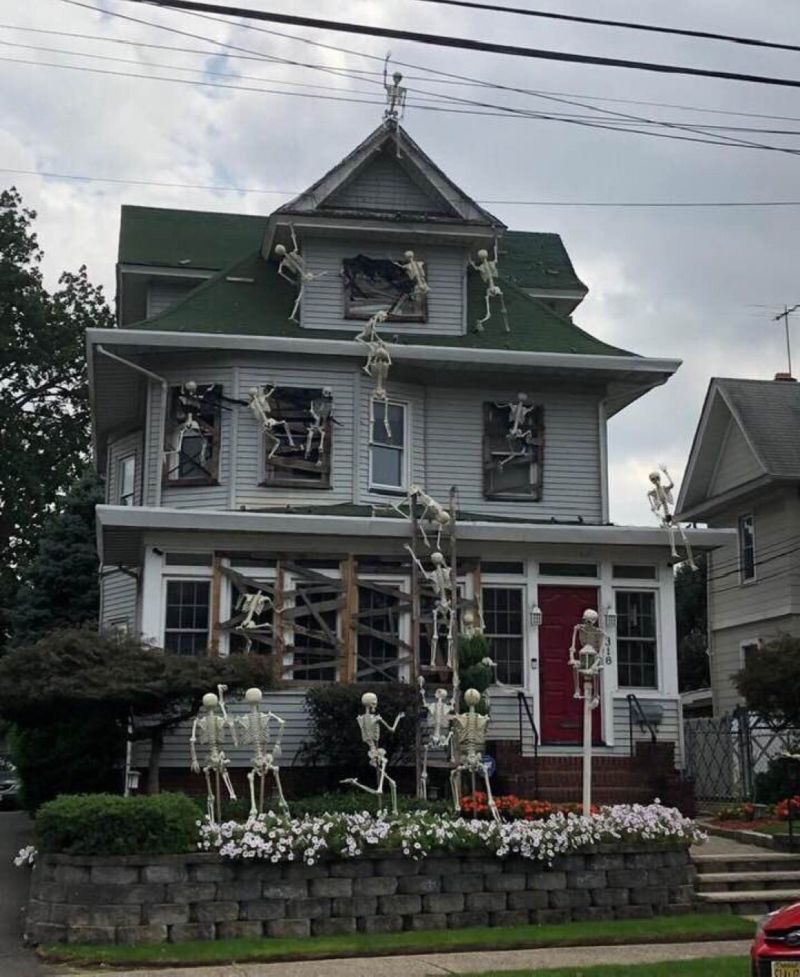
[[164, 383, 221, 484], [342, 254, 427, 321], [261, 387, 333, 488], [482, 399, 544, 500]]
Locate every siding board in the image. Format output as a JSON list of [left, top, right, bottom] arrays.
[[710, 419, 763, 495], [324, 156, 445, 213], [100, 569, 138, 631]]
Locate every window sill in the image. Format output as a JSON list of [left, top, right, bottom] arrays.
[[260, 481, 333, 490], [163, 478, 220, 488]]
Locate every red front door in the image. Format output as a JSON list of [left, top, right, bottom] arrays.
[[538, 585, 603, 745]]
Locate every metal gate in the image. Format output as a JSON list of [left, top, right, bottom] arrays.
[[684, 708, 800, 802]]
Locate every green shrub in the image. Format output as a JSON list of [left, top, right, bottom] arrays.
[[755, 754, 800, 805], [458, 632, 493, 711], [36, 793, 201, 855]]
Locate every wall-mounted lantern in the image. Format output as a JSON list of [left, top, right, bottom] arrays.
[[604, 605, 617, 630], [530, 605, 543, 627]]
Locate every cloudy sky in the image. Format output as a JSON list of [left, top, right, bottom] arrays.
[[3, 0, 799, 524]]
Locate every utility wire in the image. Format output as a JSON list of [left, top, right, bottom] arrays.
[[408, 0, 800, 56], [117, 0, 800, 90]]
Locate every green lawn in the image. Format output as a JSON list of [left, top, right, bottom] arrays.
[[463, 958, 747, 977], [42, 914, 754, 968]]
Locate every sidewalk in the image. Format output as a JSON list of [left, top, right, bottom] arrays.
[[57, 939, 752, 977]]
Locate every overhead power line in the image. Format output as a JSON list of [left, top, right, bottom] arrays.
[[117, 0, 800, 90], [409, 0, 800, 55]]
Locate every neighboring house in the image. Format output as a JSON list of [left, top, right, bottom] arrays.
[[90, 121, 728, 789], [677, 375, 800, 717]]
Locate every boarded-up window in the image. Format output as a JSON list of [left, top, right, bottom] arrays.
[[262, 387, 333, 488], [291, 583, 339, 682], [357, 586, 401, 682], [342, 254, 427, 321], [483, 399, 544, 500], [164, 384, 221, 485]]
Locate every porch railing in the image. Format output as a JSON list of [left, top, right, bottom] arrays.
[[627, 693, 657, 756], [516, 690, 540, 797]]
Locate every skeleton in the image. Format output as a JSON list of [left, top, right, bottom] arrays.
[[568, 609, 607, 708], [405, 546, 455, 667], [383, 57, 407, 123], [469, 241, 509, 333], [418, 678, 456, 801], [235, 687, 289, 818], [190, 685, 238, 826], [450, 688, 500, 823], [248, 385, 296, 460], [167, 380, 211, 476], [355, 311, 393, 435], [305, 387, 334, 462], [493, 393, 537, 468], [395, 250, 429, 298], [234, 589, 273, 654], [274, 226, 326, 322], [647, 465, 697, 570], [341, 692, 405, 814]]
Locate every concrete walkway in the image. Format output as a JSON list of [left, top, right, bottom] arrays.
[[0, 811, 43, 977], [692, 832, 779, 857], [59, 940, 752, 977]]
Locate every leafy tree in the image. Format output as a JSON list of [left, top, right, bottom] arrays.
[[10, 469, 103, 645], [0, 628, 276, 803], [675, 553, 709, 691], [0, 188, 112, 642], [735, 633, 800, 727]]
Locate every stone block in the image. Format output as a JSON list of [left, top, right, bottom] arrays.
[[443, 873, 485, 893], [626, 853, 662, 869], [312, 916, 356, 936], [533, 908, 571, 925], [631, 887, 668, 906], [286, 898, 331, 919], [263, 880, 308, 900], [215, 881, 262, 901], [606, 869, 640, 888], [572, 906, 615, 922], [466, 891, 507, 912], [568, 870, 607, 889], [485, 873, 526, 892], [508, 890, 549, 911], [378, 894, 422, 916], [66, 883, 165, 905], [359, 876, 398, 897], [330, 860, 375, 878], [398, 875, 441, 895], [423, 893, 465, 914], [36, 882, 68, 903], [409, 913, 447, 930], [190, 863, 236, 883], [166, 882, 216, 904], [142, 864, 187, 884], [447, 910, 489, 929], [311, 877, 353, 898], [669, 885, 696, 904], [283, 863, 328, 881], [66, 925, 117, 945], [117, 924, 168, 945], [660, 903, 695, 916], [26, 921, 66, 945], [462, 856, 503, 874], [242, 899, 286, 921], [25, 900, 50, 924], [217, 921, 263, 939], [549, 889, 589, 910], [615, 905, 654, 920], [491, 909, 530, 927], [145, 904, 190, 926], [266, 918, 311, 938], [169, 922, 215, 942], [53, 865, 90, 884], [358, 915, 403, 934], [90, 865, 139, 885], [89, 906, 143, 928], [591, 888, 629, 908], [332, 896, 378, 917], [424, 857, 462, 875], [528, 871, 567, 891], [585, 854, 624, 871], [375, 858, 420, 877], [193, 901, 240, 923]]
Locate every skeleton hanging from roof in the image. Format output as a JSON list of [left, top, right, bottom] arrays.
[[409, 485, 450, 549], [356, 309, 394, 437], [248, 384, 296, 460], [234, 589, 274, 655], [273, 225, 326, 323], [395, 250, 428, 298], [647, 465, 697, 570], [305, 387, 334, 463], [470, 241, 509, 333], [405, 546, 455, 668], [418, 677, 456, 801]]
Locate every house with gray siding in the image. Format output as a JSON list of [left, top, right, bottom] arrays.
[[677, 375, 800, 717], [91, 121, 729, 796]]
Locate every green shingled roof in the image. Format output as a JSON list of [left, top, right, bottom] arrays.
[[128, 249, 632, 357], [501, 230, 587, 294]]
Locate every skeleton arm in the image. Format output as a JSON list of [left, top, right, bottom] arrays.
[[216, 685, 238, 747], [659, 465, 674, 493], [276, 261, 297, 285], [266, 712, 286, 756], [379, 712, 405, 734], [190, 717, 200, 773], [569, 624, 580, 660], [290, 224, 300, 254], [403, 544, 430, 580]]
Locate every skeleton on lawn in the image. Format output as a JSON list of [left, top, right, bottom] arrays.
[[647, 465, 697, 570], [248, 384, 295, 460], [450, 688, 500, 823], [190, 685, 238, 826], [234, 589, 274, 654], [470, 241, 509, 333], [341, 692, 405, 814], [418, 677, 456, 801], [405, 546, 455, 667], [305, 387, 334, 462], [274, 225, 326, 323], [396, 250, 429, 298], [235, 687, 289, 818], [568, 609, 608, 708]]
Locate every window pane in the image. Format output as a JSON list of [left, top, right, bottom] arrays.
[[164, 580, 210, 657], [539, 563, 598, 578], [612, 564, 656, 580], [119, 456, 135, 505], [739, 515, 755, 580], [357, 586, 399, 682], [371, 445, 402, 487], [615, 591, 657, 688], [371, 402, 404, 446], [178, 432, 210, 478], [483, 587, 524, 685]]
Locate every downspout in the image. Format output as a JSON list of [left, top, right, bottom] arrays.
[[96, 344, 168, 507]]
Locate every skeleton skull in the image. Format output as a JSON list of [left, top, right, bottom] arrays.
[[464, 688, 481, 707], [361, 691, 378, 710], [245, 687, 262, 705]]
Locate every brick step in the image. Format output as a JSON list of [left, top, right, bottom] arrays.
[[693, 854, 800, 875], [699, 871, 800, 893], [697, 889, 800, 914]]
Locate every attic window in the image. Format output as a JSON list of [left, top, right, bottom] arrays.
[[261, 387, 333, 488], [342, 254, 427, 322], [164, 383, 221, 485], [483, 398, 544, 500]]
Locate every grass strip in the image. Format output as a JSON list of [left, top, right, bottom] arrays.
[[464, 956, 748, 977], [40, 913, 754, 969]]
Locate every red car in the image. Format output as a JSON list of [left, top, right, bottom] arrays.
[[752, 902, 800, 976]]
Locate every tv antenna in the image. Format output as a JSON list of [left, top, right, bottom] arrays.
[[773, 303, 799, 376]]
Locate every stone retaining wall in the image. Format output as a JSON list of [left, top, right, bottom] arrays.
[[26, 847, 696, 945]]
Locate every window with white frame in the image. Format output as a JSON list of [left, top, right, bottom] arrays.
[[369, 401, 406, 491], [738, 514, 755, 582], [482, 586, 525, 685], [118, 455, 136, 506], [164, 580, 210, 656], [615, 590, 657, 688]]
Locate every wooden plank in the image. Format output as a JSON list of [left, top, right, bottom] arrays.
[[355, 653, 413, 682], [354, 622, 413, 653], [281, 597, 345, 618], [282, 561, 345, 586], [342, 555, 357, 684], [273, 560, 285, 685], [209, 553, 223, 656], [356, 579, 413, 602]]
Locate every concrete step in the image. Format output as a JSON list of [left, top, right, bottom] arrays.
[[699, 871, 800, 893], [693, 854, 800, 875], [697, 889, 800, 915]]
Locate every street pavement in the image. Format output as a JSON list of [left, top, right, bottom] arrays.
[[0, 809, 43, 977]]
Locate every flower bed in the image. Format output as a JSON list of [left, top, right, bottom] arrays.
[[460, 793, 599, 820]]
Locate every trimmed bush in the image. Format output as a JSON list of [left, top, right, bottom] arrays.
[[36, 793, 201, 856]]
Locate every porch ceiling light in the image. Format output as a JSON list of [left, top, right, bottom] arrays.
[[530, 605, 543, 627]]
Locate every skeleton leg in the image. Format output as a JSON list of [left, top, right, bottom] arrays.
[[382, 397, 392, 438], [247, 769, 258, 819], [480, 762, 501, 823], [289, 283, 303, 323], [270, 765, 291, 816], [430, 610, 440, 668], [665, 521, 680, 559], [266, 430, 281, 460], [445, 610, 455, 669], [304, 427, 314, 459], [214, 769, 222, 826], [475, 290, 492, 332], [280, 420, 295, 448], [420, 742, 430, 801], [376, 760, 399, 815], [676, 522, 698, 570], [316, 428, 326, 464], [450, 764, 463, 814], [499, 291, 509, 333], [221, 766, 237, 802], [203, 767, 216, 825]]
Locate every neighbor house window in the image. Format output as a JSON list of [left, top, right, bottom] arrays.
[[369, 401, 406, 491], [118, 455, 136, 506], [483, 399, 544, 500], [616, 591, 657, 688], [164, 580, 210, 656], [164, 383, 221, 484], [482, 587, 525, 685], [739, 514, 755, 582]]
